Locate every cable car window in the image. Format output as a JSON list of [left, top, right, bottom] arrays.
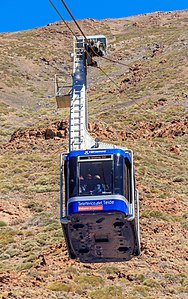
[[127, 161, 132, 203], [124, 163, 128, 199], [114, 155, 124, 196], [79, 160, 113, 196], [69, 157, 77, 197], [124, 158, 132, 203]]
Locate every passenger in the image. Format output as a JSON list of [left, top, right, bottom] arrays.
[[93, 175, 104, 194], [79, 175, 87, 193], [80, 174, 104, 195], [85, 174, 95, 194], [86, 174, 92, 180], [104, 184, 111, 193]]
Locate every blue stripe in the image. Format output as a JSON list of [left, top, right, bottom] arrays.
[[68, 199, 129, 214]]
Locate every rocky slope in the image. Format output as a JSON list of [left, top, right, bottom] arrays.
[[0, 10, 188, 299]]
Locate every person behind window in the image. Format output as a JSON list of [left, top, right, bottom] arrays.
[[84, 173, 95, 194], [93, 175, 104, 194], [79, 175, 87, 193]]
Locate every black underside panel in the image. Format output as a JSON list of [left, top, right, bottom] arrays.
[[62, 212, 139, 263]]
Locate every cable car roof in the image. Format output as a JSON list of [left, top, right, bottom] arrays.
[[65, 148, 133, 163]]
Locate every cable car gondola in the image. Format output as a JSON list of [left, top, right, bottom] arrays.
[[60, 148, 140, 262]]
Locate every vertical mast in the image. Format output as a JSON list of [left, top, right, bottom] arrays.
[[55, 35, 108, 151], [69, 35, 107, 151]]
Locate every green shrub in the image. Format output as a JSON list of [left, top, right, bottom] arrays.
[[75, 275, 103, 287], [143, 278, 160, 288], [0, 221, 7, 227], [47, 282, 71, 292], [16, 262, 33, 271], [90, 286, 123, 299], [0, 228, 16, 246]]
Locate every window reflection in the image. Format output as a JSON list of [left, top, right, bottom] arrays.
[[79, 161, 112, 196]]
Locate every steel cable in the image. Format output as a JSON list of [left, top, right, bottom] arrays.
[[49, 0, 141, 106], [49, 0, 78, 39]]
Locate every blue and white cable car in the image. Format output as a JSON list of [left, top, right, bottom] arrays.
[[60, 148, 140, 262]]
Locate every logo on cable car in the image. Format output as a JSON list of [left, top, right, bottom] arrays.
[[84, 150, 107, 155]]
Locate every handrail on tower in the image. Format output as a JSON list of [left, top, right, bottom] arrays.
[[54, 74, 72, 108]]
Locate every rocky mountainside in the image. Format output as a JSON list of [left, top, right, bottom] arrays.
[[0, 10, 188, 299]]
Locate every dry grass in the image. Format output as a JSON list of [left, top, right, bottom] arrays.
[[0, 152, 59, 193]]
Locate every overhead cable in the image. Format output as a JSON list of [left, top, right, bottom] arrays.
[[59, 0, 129, 68], [97, 66, 121, 90], [49, 0, 139, 104], [49, 0, 121, 87], [48, 0, 77, 39], [60, 0, 87, 40]]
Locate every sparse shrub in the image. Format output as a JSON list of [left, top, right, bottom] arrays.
[[0, 253, 11, 260], [1, 246, 20, 259], [75, 275, 103, 287], [16, 262, 33, 271], [0, 221, 7, 227], [44, 222, 60, 231], [65, 266, 78, 275], [47, 282, 71, 292], [21, 240, 40, 253], [13, 168, 23, 174], [99, 265, 119, 274], [173, 284, 188, 294], [136, 273, 146, 282], [141, 210, 171, 222], [27, 212, 56, 227], [0, 228, 16, 246], [24, 255, 36, 263], [0, 102, 14, 114], [28, 184, 58, 193], [143, 278, 160, 288], [90, 286, 123, 299], [36, 234, 49, 246], [25, 202, 43, 213], [133, 285, 149, 297], [24, 230, 34, 237], [171, 214, 188, 230]]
